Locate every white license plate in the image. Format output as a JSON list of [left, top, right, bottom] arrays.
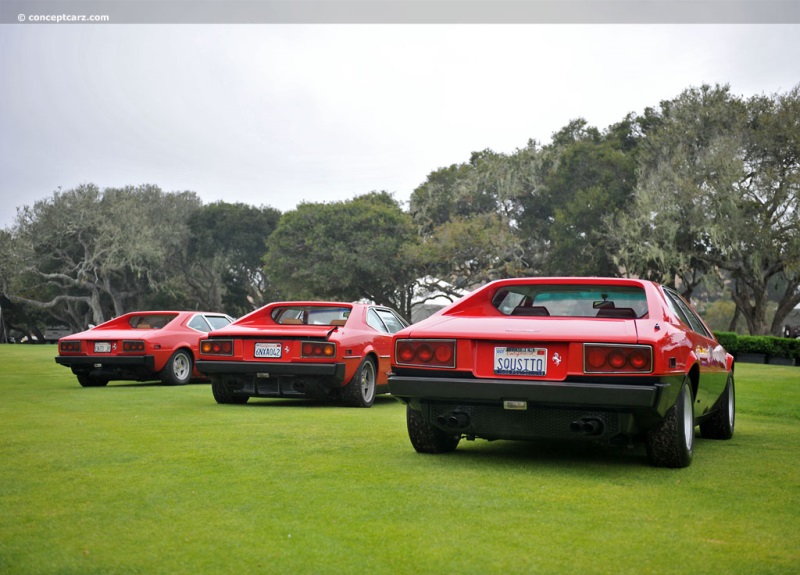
[[494, 346, 547, 376], [254, 342, 282, 358], [94, 342, 112, 353]]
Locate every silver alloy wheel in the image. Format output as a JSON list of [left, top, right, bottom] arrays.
[[360, 360, 376, 403], [682, 386, 694, 451], [726, 386, 735, 428], [172, 351, 192, 381]]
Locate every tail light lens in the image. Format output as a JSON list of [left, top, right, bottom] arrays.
[[200, 339, 234, 356], [584, 344, 652, 374], [395, 339, 456, 369], [301, 341, 336, 358], [122, 340, 146, 352], [60, 340, 81, 353]]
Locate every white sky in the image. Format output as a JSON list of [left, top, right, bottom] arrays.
[[1, 23, 799, 229]]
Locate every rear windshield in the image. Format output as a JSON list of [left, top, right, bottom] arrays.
[[271, 306, 351, 326], [491, 285, 648, 319], [128, 314, 177, 329]]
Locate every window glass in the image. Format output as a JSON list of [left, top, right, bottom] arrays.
[[491, 285, 648, 318], [271, 306, 351, 326], [367, 309, 388, 333], [205, 315, 233, 330], [664, 289, 712, 337], [188, 315, 212, 332], [375, 308, 408, 333], [128, 314, 178, 329]]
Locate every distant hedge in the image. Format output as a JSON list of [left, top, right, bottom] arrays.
[[714, 331, 800, 362]]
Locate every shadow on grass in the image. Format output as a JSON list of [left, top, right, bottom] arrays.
[[241, 395, 400, 409], [449, 436, 651, 468]]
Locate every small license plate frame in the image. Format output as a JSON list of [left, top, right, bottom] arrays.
[[494, 346, 547, 376], [254, 342, 282, 359]]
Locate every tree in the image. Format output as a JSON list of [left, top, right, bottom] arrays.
[[611, 85, 746, 297], [409, 149, 533, 289], [180, 201, 282, 316], [263, 192, 419, 319], [4, 184, 201, 331], [613, 84, 800, 334], [513, 118, 638, 277], [714, 86, 800, 334]]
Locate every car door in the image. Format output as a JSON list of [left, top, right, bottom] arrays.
[[662, 288, 728, 415]]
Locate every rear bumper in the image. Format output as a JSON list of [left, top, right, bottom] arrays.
[[55, 355, 156, 379], [55, 355, 155, 370], [196, 360, 345, 380], [197, 360, 347, 399], [388, 374, 682, 440], [388, 375, 668, 409]]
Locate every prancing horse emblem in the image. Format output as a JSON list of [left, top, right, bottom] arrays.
[[552, 352, 562, 366]]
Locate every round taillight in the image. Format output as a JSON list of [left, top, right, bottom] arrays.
[[323, 345, 334, 357], [397, 343, 415, 363], [629, 350, 649, 370], [416, 344, 434, 363], [587, 348, 606, 369], [435, 344, 453, 364], [608, 349, 627, 369]]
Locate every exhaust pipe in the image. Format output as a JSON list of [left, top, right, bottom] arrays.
[[570, 418, 604, 436], [436, 411, 470, 430]]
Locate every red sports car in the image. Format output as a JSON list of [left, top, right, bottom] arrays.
[[196, 301, 409, 407], [55, 311, 234, 387], [388, 277, 735, 468]]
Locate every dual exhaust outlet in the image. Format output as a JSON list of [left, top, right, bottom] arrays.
[[436, 411, 471, 430], [436, 411, 605, 437], [570, 417, 605, 436]]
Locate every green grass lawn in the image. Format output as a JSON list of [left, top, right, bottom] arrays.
[[1, 345, 798, 574]]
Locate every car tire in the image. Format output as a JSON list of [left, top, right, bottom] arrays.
[[700, 372, 735, 440], [342, 356, 376, 408], [77, 374, 108, 387], [406, 405, 461, 454], [161, 349, 193, 385], [211, 379, 248, 404], [646, 380, 694, 468]]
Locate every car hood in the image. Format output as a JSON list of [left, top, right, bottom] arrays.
[[400, 315, 640, 343], [208, 324, 340, 340]]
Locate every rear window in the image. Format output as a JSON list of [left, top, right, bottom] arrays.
[[128, 314, 177, 329], [491, 285, 648, 319], [271, 306, 351, 326]]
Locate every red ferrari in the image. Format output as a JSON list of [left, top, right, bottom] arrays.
[[388, 277, 735, 468], [55, 311, 234, 387], [196, 301, 409, 407]]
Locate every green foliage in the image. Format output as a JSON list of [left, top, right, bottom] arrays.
[[183, 201, 281, 316], [714, 331, 739, 353], [2, 347, 800, 574], [522, 119, 638, 276], [4, 184, 203, 330], [701, 299, 742, 332], [715, 331, 800, 360], [264, 192, 418, 318]]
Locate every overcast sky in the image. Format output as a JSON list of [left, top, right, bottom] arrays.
[[1, 21, 799, 229]]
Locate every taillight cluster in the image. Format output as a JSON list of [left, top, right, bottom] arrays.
[[584, 344, 652, 373], [122, 340, 145, 352], [395, 339, 456, 368], [200, 339, 234, 356], [60, 341, 81, 353], [302, 341, 336, 358]]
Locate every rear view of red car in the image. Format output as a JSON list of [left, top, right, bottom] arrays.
[[196, 301, 408, 407], [389, 277, 735, 468], [55, 311, 233, 386]]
